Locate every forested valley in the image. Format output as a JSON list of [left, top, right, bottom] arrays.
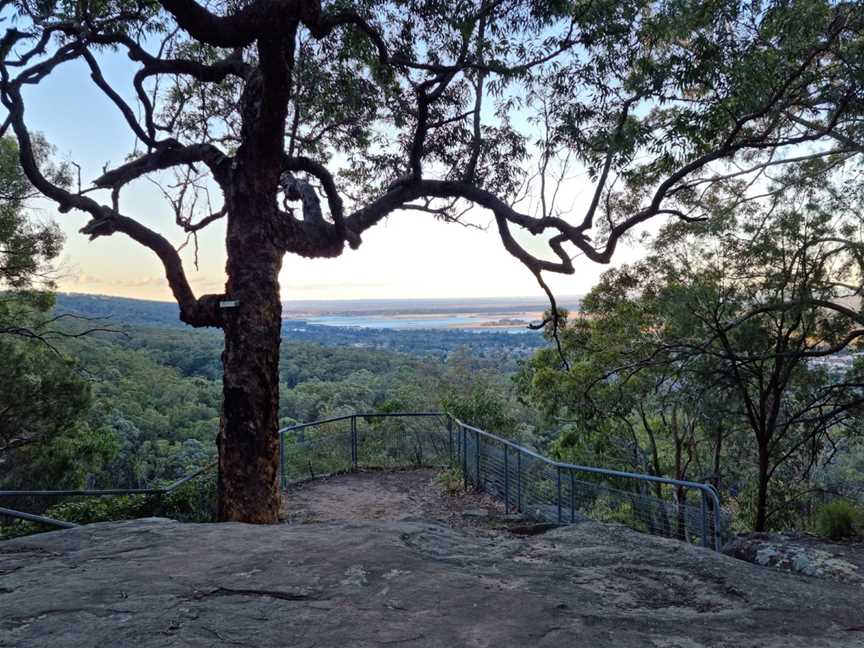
[[1, 302, 543, 488]]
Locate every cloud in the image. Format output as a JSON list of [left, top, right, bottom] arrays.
[[63, 273, 168, 289], [289, 282, 389, 291]]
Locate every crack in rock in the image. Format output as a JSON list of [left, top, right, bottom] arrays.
[[188, 587, 324, 602]]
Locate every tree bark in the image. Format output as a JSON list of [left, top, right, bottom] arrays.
[[217, 195, 284, 523], [712, 423, 723, 490], [754, 446, 770, 532], [673, 417, 686, 540]]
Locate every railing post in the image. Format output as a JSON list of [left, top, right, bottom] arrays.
[[516, 450, 522, 512], [351, 415, 358, 469], [569, 469, 575, 523], [712, 491, 722, 552], [556, 465, 562, 523], [504, 445, 510, 515], [700, 491, 708, 548], [462, 424, 468, 490], [475, 429, 481, 491]]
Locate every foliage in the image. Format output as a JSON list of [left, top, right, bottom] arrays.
[[0, 494, 151, 540], [4, 305, 536, 494], [0, 134, 72, 348], [439, 347, 525, 439], [436, 467, 464, 495], [813, 500, 864, 540], [812, 437, 864, 505], [0, 135, 67, 293], [586, 496, 648, 533], [441, 387, 518, 438], [44, 494, 152, 525], [155, 471, 218, 523], [519, 179, 864, 532], [0, 335, 94, 468], [0, 135, 120, 510], [0, 471, 218, 539]]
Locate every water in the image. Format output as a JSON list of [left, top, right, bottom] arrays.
[[305, 314, 532, 332]]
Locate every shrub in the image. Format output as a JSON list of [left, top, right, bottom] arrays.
[[0, 470, 217, 540], [814, 500, 863, 540], [436, 467, 464, 495], [45, 494, 151, 525], [0, 518, 55, 540], [587, 496, 648, 533], [156, 471, 217, 522], [0, 495, 150, 540]]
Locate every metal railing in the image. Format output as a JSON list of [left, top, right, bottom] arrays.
[[280, 412, 726, 551], [3, 413, 726, 550], [0, 461, 216, 530], [279, 412, 451, 487]]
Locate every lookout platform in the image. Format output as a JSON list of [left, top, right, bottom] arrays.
[[3, 504, 863, 647]]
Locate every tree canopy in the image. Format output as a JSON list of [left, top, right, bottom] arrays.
[[519, 178, 864, 530], [2, 0, 861, 317]]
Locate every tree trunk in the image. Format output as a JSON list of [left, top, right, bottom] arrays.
[[712, 423, 723, 489], [674, 442, 686, 539], [217, 202, 284, 523], [754, 447, 770, 532]]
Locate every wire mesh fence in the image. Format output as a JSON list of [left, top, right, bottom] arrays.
[[2, 412, 727, 547], [279, 413, 451, 485], [456, 422, 726, 549], [280, 415, 354, 483], [0, 462, 217, 530], [280, 413, 727, 551]]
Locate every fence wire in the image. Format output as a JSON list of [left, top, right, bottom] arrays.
[[280, 413, 727, 551], [280, 413, 451, 484]]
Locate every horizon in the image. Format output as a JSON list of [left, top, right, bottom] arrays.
[[55, 291, 583, 330], [57, 290, 584, 305]]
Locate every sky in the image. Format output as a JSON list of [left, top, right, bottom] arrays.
[[21, 47, 645, 303]]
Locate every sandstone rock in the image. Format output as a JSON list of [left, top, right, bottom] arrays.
[[724, 532, 864, 584], [1, 518, 863, 647], [461, 508, 489, 518]]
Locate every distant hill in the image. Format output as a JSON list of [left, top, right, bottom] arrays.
[[53, 293, 551, 358], [56, 293, 582, 327], [281, 295, 583, 317], [56, 293, 184, 328]]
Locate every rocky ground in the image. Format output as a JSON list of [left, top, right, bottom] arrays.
[[724, 531, 864, 583], [282, 468, 540, 532], [2, 470, 863, 647]]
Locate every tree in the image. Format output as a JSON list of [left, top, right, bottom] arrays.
[[521, 181, 864, 531], [0, 136, 116, 496], [1, 0, 862, 521], [0, 136, 64, 288], [0, 336, 110, 493], [0, 134, 68, 338]]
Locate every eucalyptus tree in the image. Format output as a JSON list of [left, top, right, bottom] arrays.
[[0, 135, 66, 333], [0, 136, 62, 286], [667, 188, 864, 531], [1, 0, 862, 521], [523, 183, 864, 531]]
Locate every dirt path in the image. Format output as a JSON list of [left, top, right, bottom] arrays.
[[281, 468, 518, 531]]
